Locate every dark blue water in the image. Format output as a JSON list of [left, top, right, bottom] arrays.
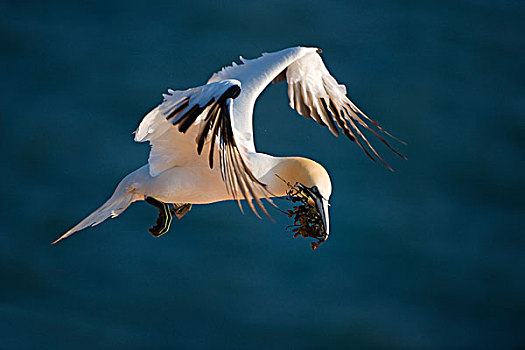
[[2, 1, 524, 348]]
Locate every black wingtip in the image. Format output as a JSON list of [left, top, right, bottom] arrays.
[[222, 85, 241, 100]]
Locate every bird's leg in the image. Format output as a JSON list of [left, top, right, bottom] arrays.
[[145, 196, 173, 237], [171, 203, 192, 219]]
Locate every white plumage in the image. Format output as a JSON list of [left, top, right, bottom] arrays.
[[53, 46, 404, 245]]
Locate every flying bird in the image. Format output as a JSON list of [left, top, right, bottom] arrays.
[[53, 46, 405, 247]]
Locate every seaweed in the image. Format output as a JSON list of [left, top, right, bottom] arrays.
[[276, 175, 328, 250]]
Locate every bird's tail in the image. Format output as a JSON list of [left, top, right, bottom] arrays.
[[52, 181, 138, 244]]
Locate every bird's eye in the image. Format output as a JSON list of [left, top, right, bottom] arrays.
[[311, 186, 318, 192]]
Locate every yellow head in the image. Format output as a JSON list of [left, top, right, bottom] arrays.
[[267, 157, 332, 236]]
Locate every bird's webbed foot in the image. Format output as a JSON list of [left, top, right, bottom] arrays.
[[145, 197, 173, 237], [171, 203, 192, 219], [145, 197, 193, 237]]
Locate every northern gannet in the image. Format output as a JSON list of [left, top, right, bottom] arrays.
[[53, 46, 405, 247]]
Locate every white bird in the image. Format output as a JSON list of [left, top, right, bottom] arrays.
[[53, 46, 404, 246]]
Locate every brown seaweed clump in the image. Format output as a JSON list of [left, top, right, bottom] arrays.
[[277, 176, 328, 250]]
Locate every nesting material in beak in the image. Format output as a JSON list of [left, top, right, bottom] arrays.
[[276, 175, 329, 250]]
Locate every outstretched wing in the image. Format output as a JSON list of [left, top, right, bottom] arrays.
[[284, 51, 406, 170], [135, 79, 272, 218]]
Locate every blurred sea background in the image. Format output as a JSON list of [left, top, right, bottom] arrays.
[[1, 0, 524, 348]]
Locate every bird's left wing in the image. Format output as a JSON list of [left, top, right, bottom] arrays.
[[135, 79, 272, 217], [284, 51, 406, 170]]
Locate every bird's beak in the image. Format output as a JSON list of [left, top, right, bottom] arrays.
[[296, 183, 330, 238], [309, 191, 330, 238], [321, 198, 330, 238]]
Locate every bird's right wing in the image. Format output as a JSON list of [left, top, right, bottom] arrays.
[[207, 47, 405, 169]]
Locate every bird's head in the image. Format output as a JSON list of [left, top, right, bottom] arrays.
[[271, 157, 332, 240]]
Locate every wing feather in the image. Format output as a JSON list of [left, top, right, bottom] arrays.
[[285, 52, 406, 169], [136, 79, 273, 217]]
